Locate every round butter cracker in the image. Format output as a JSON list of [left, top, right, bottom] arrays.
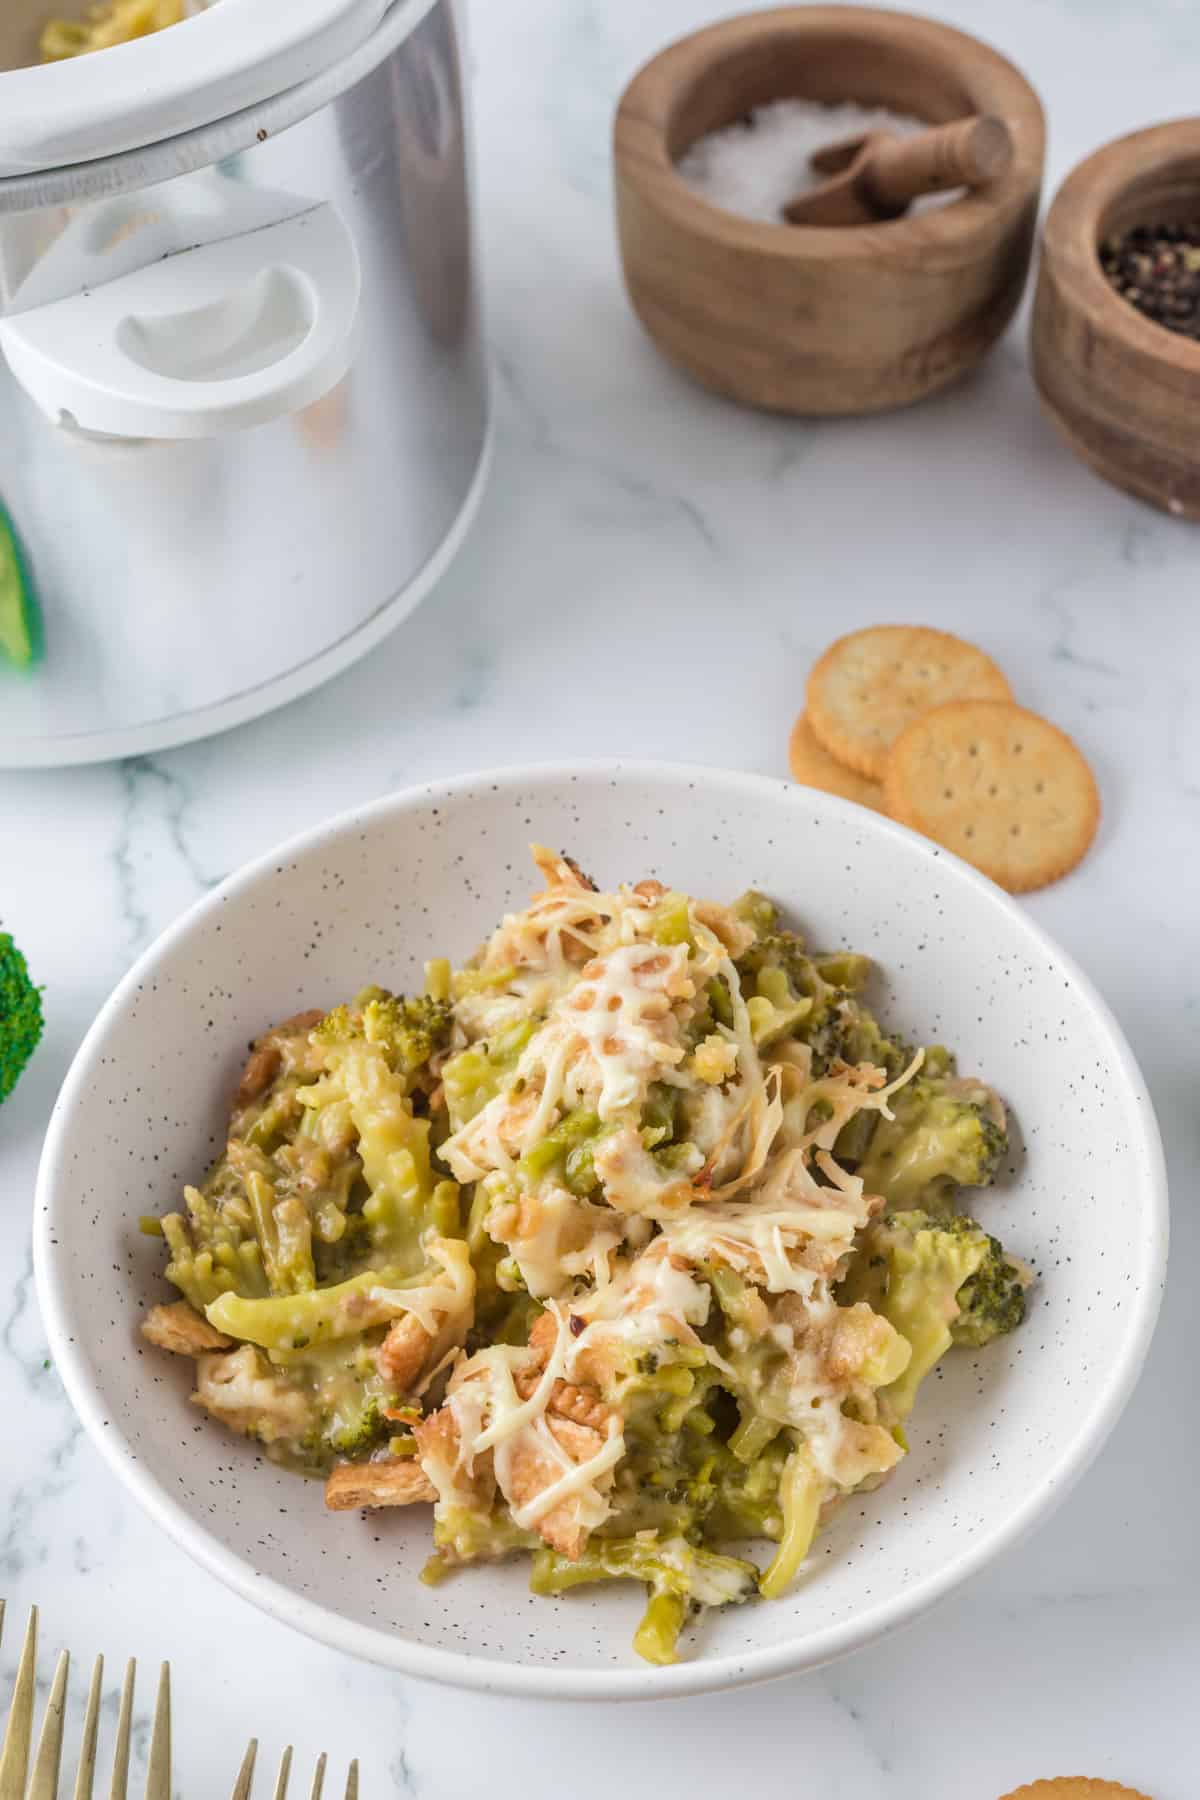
[[998, 1782, 1154, 1800], [884, 700, 1099, 894], [788, 713, 885, 812], [807, 625, 1013, 780]]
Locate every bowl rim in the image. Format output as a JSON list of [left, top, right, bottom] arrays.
[[34, 758, 1169, 1701]]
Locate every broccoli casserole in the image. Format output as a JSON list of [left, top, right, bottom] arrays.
[[40, 0, 189, 60], [141, 848, 1030, 1664]]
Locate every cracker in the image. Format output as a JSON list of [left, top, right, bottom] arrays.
[[141, 1301, 232, 1356], [998, 1782, 1154, 1799], [788, 713, 885, 812], [807, 626, 1013, 779], [883, 700, 1099, 893], [324, 1458, 436, 1510]]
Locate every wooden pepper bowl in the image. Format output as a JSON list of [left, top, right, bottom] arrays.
[[613, 6, 1045, 416], [1032, 120, 1200, 518]]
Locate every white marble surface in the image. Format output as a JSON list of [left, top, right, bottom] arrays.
[[2, 0, 1199, 1792]]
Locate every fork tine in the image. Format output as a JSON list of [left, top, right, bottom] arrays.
[[0, 1620, 358, 1800], [28, 1648, 70, 1800], [143, 1664, 170, 1800], [230, 1741, 258, 1800], [272, 1745, 293, 1800], [0, 1604, 38, 1800], [107, 1659, 135, 1800], [72, 1656, 104, 1800]]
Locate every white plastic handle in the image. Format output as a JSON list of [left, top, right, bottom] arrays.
[[0, 203, 361, 439]]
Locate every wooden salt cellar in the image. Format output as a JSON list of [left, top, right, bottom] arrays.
[[1033, 119, 1200, 519], [613, 6, 1045, 416]]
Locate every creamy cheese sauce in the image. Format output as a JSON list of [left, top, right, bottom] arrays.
[[161, 853, 993, 1668]]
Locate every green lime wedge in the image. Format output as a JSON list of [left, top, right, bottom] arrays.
[[0, 501, 41, 669]]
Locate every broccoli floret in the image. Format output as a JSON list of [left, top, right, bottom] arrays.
[[734, 925, 814, 989], [530, 1534, 758, 1665], [423, 1505, 540, 1578], [839, 1210, 1029, 1423], [732, 898, 870, 999], [161, 1178, 271, 1311], [953, 1239, 1031, 1347], [518, 1105, 604, 1196], [324, 1393, 393, 1459], [159, 1003, 382, 1310], [364, 991, 451, 1077], [442, 1017, 536, 1131], [731, 889, 780, 938], [829, 1003, 911, 1081], [849, 1073, 1007, 1211], [289, 1376, 400, 1472], [744, 964, 816, 1048], [0, 931, 43, 1103], [734, 915, 907, 1076], [317, 987, 451, 1081]]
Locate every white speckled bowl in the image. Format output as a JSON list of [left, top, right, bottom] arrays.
[[35, 763, 1167, 1700]]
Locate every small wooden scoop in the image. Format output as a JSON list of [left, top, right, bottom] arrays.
[[784, 114, 1013, 226]]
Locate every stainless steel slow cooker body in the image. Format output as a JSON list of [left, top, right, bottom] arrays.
[[0, 0, 490, 766]]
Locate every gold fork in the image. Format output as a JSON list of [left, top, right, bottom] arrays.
[[0, 1601, 169, 1800], [1, 1605, 359, 1799], [230, 1741, 359, 1799]]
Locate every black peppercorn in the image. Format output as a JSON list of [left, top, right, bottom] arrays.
[[1100, 221, 1200, 340]]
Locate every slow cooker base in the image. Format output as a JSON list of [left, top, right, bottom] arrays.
[[0, 419, 492, 769]]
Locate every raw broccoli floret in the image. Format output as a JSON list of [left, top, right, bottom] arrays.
[[839, 1210, 1029, 1423], [0, 930, 43, 1104], [316, 987, 451, 1081], [850, 1072, 1007, 1211]]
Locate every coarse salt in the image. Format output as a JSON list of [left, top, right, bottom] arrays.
[[676, 98, 958, 225]]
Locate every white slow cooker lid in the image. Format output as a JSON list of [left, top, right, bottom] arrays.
[[0, 0, 393, 178]]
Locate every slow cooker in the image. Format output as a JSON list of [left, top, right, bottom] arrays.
[[0, 0, 491, 765]]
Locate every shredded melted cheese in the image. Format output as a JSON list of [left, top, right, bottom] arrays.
[[444, 1301, 628, 1536], [469, 1313, 570, 1456], [507, 1424, 625, 1530], [412, 858, 932, 1578], [368, 1237, 474, 1336], [555, 943, 692, 1118], [442, 938, 696, 1184]]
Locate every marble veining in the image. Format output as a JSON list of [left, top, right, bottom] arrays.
[[3, 0, 1200, 1791]]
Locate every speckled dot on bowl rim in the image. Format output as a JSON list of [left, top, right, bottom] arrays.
[[33, 761, 1168, 1701]]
